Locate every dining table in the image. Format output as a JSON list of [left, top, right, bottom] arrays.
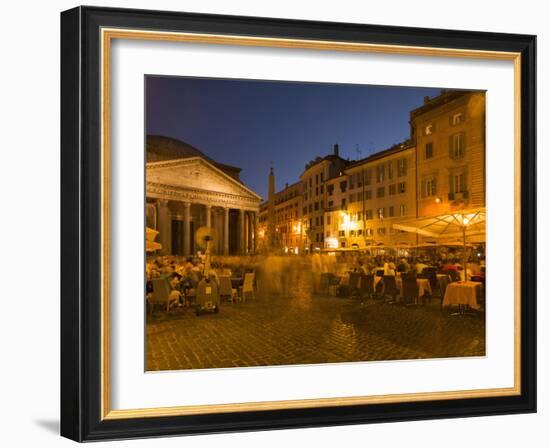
[[442, 281, 482, 310]]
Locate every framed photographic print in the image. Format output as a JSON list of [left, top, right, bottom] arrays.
[[60, 6, 536, 442]]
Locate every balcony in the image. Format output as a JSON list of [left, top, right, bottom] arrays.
[[448, 191, 469, 201]]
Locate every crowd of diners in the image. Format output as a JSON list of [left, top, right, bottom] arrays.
[[145, 248, 486, 311], [146, 254, 257, 307], [322, 253, 486, 280]]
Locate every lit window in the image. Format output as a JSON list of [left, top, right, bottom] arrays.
[[378, 208, 385, 219], [452, 112, 464, 125], [425, 123, 433, 135], [400, 204, 406, 216], [398, 182, 406, 194]]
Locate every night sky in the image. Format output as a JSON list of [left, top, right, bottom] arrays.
[[146, 76, 442, 200]]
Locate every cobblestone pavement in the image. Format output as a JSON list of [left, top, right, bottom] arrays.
[[146, 292, 485, 371]]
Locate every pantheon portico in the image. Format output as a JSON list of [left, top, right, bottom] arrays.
[[145, 136, 262, 256]]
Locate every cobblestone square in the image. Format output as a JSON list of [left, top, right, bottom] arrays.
[[146, 295, 485, 371]]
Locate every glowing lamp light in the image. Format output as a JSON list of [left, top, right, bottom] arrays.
[[435, 196, 442, 203]]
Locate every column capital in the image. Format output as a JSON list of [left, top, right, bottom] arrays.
[[183, 201, 191, 209], [157, 198, 169, 207]]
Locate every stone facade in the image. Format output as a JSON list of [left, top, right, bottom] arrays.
[[145, 137, 262, 256]]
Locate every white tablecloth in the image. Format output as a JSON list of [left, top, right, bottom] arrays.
[[442, 281, 482, 309]]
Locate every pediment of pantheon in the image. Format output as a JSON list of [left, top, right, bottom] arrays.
[[146, 157, 262, 210]]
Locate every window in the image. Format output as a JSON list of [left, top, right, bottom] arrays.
[[327, 215, 331, 225], [378, 208, 385, 219], [388, 206, 395, 217], [358, 229, 363, 236], [377, 187, 385, 198], [341, 198, 347, 207], [449, 132, 466, 159], [349, 174, 355, 189], [357, 172, 363, 187], [423, 178, 436, 197], [377, 227, 386, 236], [320, 216, 324, 226], [320, 184, 324, 194], [350, 230, 356, 237], [425, 123, 433, 135], [357, 211, 363, 221], [397, 158, 408, 176], [365, 209, 373, 220], [389, 184, 396, 195], [303, 207, 307, 215], [364, 169, 372, 185], [398, 182, 406, 194], [349, 193, 355, 203], [451, 112, 464, 125], [366, 228, 373, 237], [304, 192, 308, 201], [315, 187, 318, 196], [400, 204, 406, 216], [338, 230, 345, 237], [425, 142, 433, 159], [315, 217, 319, 226], [309, 178, 312, 187], [365, 190, 372, 200], [376, 165, 385, 182], [328, 200, 333, 208], [388, 161, 394, 179], [320, 172, 324, 182], [340, 181, 347, 193], [315, 174, 319, 185], [314, 202, 319, 211], [308, 204, 312, 213], [450, 173, 465, 194], [327, 184, 334, 196]]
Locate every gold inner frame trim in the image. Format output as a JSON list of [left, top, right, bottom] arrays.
[[100, 27, 522, 421]]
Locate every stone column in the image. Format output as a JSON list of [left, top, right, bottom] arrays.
[[253, 212, 259, 253], [157, 199, 171, 255], [239, 209, 246, 255], [183, 202, 191, 256], [247, 212, 253, 254], [223, 207, 229, 255], [205, 204, 212, 229]]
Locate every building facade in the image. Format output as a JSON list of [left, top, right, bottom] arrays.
[[411, 91, 486, 218], [324, 142, 417, 248], [145, 136, 262, 256], [300, 145, 349, 251], [260, 90, 485, 252]]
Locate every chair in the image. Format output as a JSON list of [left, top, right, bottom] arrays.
[[418, 272, 437, 300], [241, 272, 255, 302], [359, 274, 374, 300], [382, 275, 398, 302], [348, 272, 361, 298], [150, 278, 180, 313], [219, 275, 237, 303], [445, 269, 461, 282], [401, 274, 419, 305]]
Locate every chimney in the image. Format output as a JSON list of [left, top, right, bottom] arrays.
[[285, 182, 289, 189], [423, 96, 430, 104], [333, 143, 339, 157]]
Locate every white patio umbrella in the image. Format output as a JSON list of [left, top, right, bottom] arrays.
[[393, 208, 486, 279], [145, 227, 162, 253]]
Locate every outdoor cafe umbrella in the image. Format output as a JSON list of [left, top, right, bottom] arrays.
[[393, 208, 486, 279], [145, 227, 162, 253]]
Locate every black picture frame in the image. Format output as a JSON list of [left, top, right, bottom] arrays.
[[61, 6, 536, 442]]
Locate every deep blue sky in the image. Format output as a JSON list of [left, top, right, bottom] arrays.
[[146, 76, 441, 200]]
